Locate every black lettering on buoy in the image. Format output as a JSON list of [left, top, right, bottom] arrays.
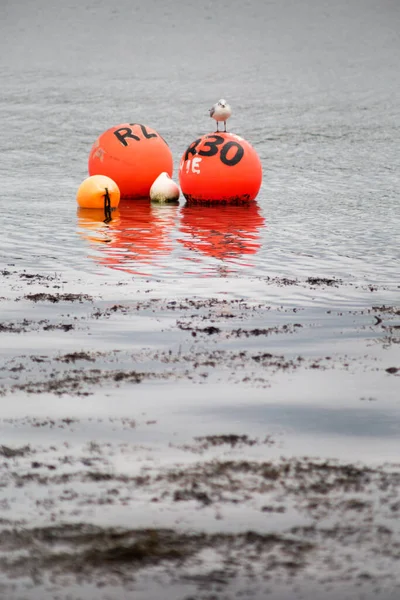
[[198, 135, 225, 157], [114, 127, 140, 146], [220, 141, 244, 167], [184, 138, 201, 162], [139, 124, 158, 139]]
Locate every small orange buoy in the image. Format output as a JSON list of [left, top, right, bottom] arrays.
[[179, 133, 262, 204], [76, 175, 120, 209], [88, 123, 173, 199]]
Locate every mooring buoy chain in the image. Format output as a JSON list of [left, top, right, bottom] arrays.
[[103, 187, 112, 223]]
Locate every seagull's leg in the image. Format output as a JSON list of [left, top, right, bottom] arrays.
[[215, 122, 219, 133], [224, 121, 227, 132]]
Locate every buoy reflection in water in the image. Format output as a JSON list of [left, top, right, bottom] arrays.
[[77, 199, 179, 273], [77, 208, 121, 245], [178, 202, 265, 261]]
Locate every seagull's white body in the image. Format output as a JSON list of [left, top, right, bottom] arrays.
[[209, 99, 232, 132], [149, 172, 180, 203]]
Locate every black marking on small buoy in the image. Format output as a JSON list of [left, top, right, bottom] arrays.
[[103, 188, 112, 223]]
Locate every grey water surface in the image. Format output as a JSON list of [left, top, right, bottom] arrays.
[[1, 0, 400, 598]]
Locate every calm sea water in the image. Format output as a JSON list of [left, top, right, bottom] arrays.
[[1, 1, 400, 597], [1, 0, 399, 287]]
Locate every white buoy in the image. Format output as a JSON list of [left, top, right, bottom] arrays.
[[149, 172, 180, 203]]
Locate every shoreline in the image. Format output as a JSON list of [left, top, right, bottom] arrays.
[[0, 269, 399, 598]]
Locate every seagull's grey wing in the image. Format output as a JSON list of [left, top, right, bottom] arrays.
[[209, 106, 215, 117]]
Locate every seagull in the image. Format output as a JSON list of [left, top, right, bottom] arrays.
[[209, 99, 232, 133]]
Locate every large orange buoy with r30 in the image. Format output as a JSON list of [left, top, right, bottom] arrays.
[[88, 123, 173, 199], [179, 132, 262, 204]]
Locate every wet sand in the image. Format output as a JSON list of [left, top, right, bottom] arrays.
[[0, 269, 399, 599]]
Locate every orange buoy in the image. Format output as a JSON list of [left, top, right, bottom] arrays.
[[76, 175, 120, 209], [88, 123, 173, 199], [179, 133, 262, 204]]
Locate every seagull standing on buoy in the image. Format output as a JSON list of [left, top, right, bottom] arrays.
[[209, 99, 232, 133]]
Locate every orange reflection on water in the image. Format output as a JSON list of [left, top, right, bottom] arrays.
[[77, 208, 121, 245], [77, 199, 179, 273], [178, 202, 265, 261], [78, 200, 265, 273]]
